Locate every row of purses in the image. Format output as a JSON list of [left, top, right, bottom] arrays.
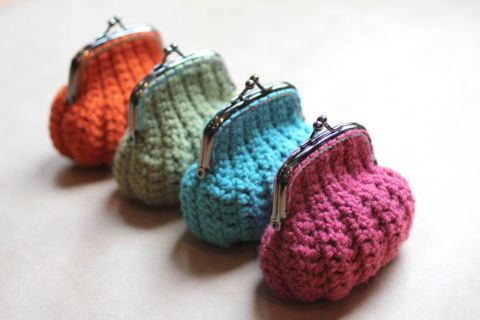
[[49, 16, 415, 302]]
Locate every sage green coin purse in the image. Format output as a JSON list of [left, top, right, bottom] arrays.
[[113, 44, 235, 206]]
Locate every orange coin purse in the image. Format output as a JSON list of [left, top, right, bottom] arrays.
[[49, 16, 164, 166]]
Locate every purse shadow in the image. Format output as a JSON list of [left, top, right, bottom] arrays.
[[55, 163, 112, 187], [254, 255, 402, 320], [171, 230, 258, 276], [107, 190, 180, 229]]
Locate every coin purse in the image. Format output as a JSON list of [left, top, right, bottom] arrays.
[[113, 45, 235, 206], [180, 75, 311, 248], [259, 117, 415, 301], [49, 16, 164, 166]]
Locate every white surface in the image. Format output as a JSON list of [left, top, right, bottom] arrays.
[[1, 0, 480, 319]]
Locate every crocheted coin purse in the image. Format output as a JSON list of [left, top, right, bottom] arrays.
[[180, 75, 311, 248], [49, 16, 164, 166], [113, 45, 236, 207], [259, 116, 415, 302]]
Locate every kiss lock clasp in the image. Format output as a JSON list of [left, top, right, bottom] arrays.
[[102, 15, 126, 37]]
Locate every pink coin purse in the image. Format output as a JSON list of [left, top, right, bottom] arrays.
[[259, 116, 415, 301]]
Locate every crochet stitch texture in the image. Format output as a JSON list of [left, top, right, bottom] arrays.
[[49, 33, 163, 166], [113, 53, 235, 206], [259, 129, 415, 301], [180, 88, 311, 248]]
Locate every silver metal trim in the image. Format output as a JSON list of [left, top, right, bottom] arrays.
[[195, 75, 300, 180], [270, 116, 369, 231], [66, 16, 159, 104]]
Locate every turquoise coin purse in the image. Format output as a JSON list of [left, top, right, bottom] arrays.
[[180, 75, 311, 247]]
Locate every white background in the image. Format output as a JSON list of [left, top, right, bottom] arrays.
[[1, 0, 479, 319]]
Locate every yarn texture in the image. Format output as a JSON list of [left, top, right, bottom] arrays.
[[180, 88, 311, 248], [49, 32, 163, 166], [113, 53, 235, 206], [259, 129, 415, 301]]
